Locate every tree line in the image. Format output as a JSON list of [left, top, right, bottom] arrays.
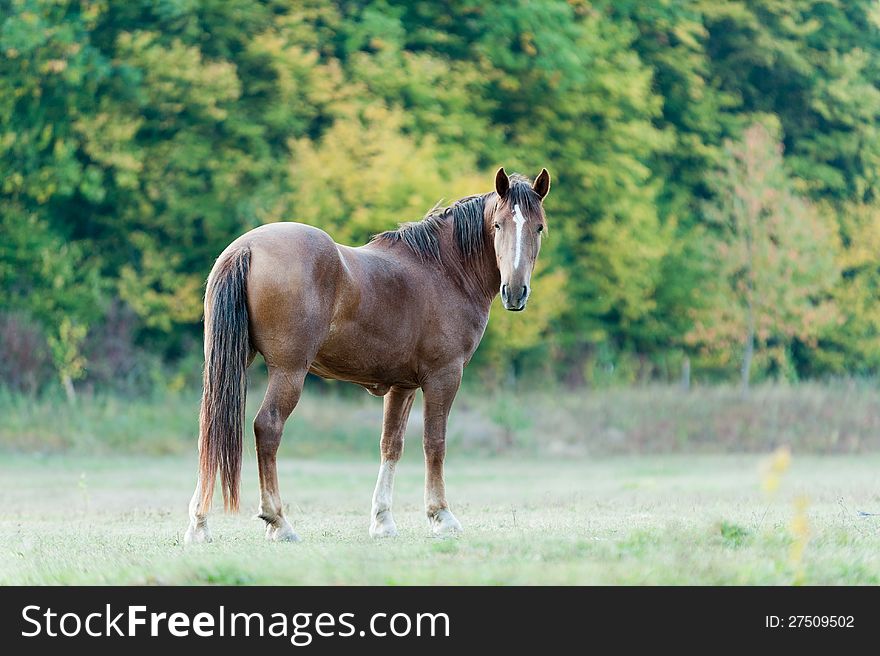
[[2, 0, 880, 394]]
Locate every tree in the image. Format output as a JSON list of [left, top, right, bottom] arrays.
[[819, 202, 880, 374], [5, 0, 880, 391], [688, 121, 839, 390], [700, 0, 880, 202]]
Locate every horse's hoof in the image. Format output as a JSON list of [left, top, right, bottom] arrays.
[[184, 523, 212, 545], [273, 528, 301, 543], [370, 512, 399, 539], [265, 520, 301, 543], [429, 509, 463, 538]]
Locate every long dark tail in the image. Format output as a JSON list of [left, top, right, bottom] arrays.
[[198, 247, 251, 514]]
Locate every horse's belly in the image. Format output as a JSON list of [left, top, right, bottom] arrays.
[[309, 339, 419, 391], [309, 358, 391, 396]]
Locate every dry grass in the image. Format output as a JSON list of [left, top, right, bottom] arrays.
[[1, 381, 879, 457], [515, 382, 880, 456]]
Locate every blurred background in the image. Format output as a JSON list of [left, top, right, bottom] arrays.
[[3, 0, 880, 457]]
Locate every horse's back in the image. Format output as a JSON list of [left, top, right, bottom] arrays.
[[225, 221, 336, 258]]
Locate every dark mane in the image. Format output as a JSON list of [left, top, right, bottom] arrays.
[[372, 175, 543, 262], [371, 194, 488, 261]]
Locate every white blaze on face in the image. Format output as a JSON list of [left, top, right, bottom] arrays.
[[513, 203, 526, 269]]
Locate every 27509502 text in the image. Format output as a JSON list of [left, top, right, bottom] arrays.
[[765, 616, 854, 629]]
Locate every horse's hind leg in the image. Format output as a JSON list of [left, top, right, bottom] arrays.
[[370, 386, 417, 538], [185, 478, 212, 544], [254, 367, 306, 542], [184, 350, 257, 545]]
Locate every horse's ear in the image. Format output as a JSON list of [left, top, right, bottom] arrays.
[[532, 168, 551, 200], [495, 167, 509, 199]]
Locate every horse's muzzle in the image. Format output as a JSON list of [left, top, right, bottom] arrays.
[[501, 284, 529, 311]]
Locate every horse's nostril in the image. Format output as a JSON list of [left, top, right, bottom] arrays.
[[521, 286, 528, 299], [501, 284, 509, 301]]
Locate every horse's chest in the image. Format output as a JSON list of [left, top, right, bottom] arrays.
[[427, 307, 489, 363], [459, 311, 491, 361]]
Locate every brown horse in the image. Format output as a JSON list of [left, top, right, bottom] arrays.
[[184, 167, 551, 543]]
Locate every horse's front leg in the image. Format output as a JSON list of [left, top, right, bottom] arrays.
[[421, 366, 464, 537], [369, 386, 417, 538]]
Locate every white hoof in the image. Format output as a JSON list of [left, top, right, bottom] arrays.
[[370, 511, 399, 539], [264, 518, 301, 543], [429, 509, 462, 538], [184, 522, 212, 544]]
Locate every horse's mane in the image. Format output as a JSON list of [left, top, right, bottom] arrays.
[[371, 194, 487, 261], [372, 175, 540, 262]]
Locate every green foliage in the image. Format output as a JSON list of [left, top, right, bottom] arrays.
[[688, 121, 839, 384], [820, 202, 880, 374], [3, 0, 880, 391]]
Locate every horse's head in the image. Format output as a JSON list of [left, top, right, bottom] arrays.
[[489, 167, 551, 311]]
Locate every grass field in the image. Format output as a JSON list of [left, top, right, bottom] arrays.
[[2, 451, 879, 585]]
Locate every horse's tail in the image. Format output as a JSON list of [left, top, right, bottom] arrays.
[[197, 246, 251, 514]]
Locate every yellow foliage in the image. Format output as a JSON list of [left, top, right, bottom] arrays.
[[74, 112, 143, 176], [826, 202, 880, 369], [117, 233, 203, 331], [288, 104, 483, 244], [47, 318, 87, 383], [759, 445, 791, 495]]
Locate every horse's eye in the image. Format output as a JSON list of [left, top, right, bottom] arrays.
[[536, 225, 544, 233], [493, 223, 501, 230]]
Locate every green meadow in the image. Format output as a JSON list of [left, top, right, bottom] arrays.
[[2, 450, 878, 585]]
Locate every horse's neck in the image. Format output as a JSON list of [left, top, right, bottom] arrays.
[[441, 227, 500, 311], [470, 246, 501, 307]]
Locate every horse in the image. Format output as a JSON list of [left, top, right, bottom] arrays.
[[184, 167, 551, 543]]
